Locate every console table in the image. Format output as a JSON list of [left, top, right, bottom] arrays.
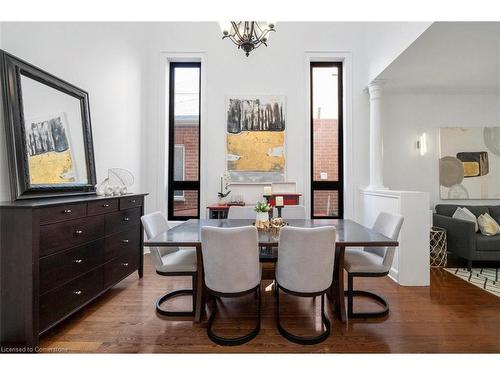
[[266, 193, 302, 206], [207, 203, 245, 219]]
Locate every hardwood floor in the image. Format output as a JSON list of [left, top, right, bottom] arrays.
[[39, 255, 500, 353]]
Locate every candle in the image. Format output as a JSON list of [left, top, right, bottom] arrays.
[[263, 186, 272, 196], [275, 196, 284, 207]]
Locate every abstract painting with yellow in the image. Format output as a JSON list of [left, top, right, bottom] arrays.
[[227, 131, 285, 172], [28, 149, 75, 184], [25, 113, 76, 185], [226, 95, 286, 183]]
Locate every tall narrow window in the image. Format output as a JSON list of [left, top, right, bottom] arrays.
[[310, 62, 343, 219], [168, 62, 201, 220]]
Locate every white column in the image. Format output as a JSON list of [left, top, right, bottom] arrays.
[[367, 80, 387, 190]]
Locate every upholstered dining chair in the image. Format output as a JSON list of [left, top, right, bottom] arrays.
[[200, 226, 261, 346], [141, 212, 197, 318], [276, 226, 336, 344], [343, 212, 404, 319], [227, 206, 256, 219], [274, 205, 306, 219]]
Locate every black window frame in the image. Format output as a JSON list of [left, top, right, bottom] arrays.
[[310, 61, 344, 219], [167, 61, 201, 221]]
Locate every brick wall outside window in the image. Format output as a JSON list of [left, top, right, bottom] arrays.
[[173, 121, 199, 216], [312, 118, 339, 216]]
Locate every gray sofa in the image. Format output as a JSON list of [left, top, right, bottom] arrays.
[[433, 204, 500, 269]]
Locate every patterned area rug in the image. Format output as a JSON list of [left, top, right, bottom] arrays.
[[444, 268, 500, 298]]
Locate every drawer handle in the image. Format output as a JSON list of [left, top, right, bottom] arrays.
[[73, 290, 83, 295], [121, 239, 129, 243], [123, 217, 130, 222], [73, 259, 84, 264], [121, 262, 129, 267], [63, 209, 72, 214], [102, 204, 110, 207], [129, 199, 136, 203], [75, 230, 83, 235]]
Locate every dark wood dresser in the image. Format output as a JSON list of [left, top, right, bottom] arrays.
[[0, 193, 147, 349]]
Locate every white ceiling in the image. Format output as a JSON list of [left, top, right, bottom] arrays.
[[377, 22, 500, 90]]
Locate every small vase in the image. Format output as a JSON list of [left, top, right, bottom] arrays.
[[255, 211, 269, 228]]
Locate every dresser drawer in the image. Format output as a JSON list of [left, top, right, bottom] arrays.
[[104, 227, 140, 261], [119, 196, 143, 210], [88, 199, 118, 216], [39, 203, 87, 224], [39, 239, 104, 294], [103, 251, 138, 288], [40, 216, 105, 257], [105, 207, 141, 235], [39, 267, 103, 332]]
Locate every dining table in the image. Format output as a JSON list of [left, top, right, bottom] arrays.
[[144, 218, 399, 323]]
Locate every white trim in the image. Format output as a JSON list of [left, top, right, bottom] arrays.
[[382, 86, 500, 95], [304, 52, 354, 219], [159, 52, 208, 218]]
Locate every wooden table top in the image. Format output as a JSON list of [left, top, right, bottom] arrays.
[[144, 219, 398, 248]]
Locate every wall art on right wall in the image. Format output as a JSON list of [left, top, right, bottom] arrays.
[[439, 127, 500, 199]]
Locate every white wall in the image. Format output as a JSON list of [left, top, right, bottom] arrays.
[[139, 22, 370, 218], [382, 90, 500, 208], [138, 22, 427, 218], [0, 22, 426, 216], [365, 22, 431, 83], [0, 23, 145, 200]]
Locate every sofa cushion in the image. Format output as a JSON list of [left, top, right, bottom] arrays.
[[476, 233, 500, 251], [489, 206, 500, 224], [436, 204, 490, 218]]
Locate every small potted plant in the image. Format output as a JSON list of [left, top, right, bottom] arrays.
[[254, 200, 271, 228]]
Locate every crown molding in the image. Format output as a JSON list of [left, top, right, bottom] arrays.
[[382, 86, 500, 95]]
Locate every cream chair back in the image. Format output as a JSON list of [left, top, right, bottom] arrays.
[[200, 226, 260, 294], [274, 205, 306, 219], [276, 226, 336, 293], [227, 206, 256, 220], [141, 212, 178, 268], [364, 212, 404, 271]]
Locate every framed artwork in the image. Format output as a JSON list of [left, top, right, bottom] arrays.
[[439, 127, 500, 199], [226, 95, 286, 183]]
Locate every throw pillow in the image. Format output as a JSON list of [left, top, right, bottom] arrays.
[[461, 207, 479, 232], [452, 207, 478, 232], [477, 213, 500, 236]]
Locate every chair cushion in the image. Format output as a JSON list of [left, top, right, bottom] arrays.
[[344, 249, 388, 274], [156, 248, 197, 273], [476, 233, 500, 251]]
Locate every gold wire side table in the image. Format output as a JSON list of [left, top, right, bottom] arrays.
[[430, 226, 447, 267]]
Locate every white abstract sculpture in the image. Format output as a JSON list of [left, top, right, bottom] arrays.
[[96, 168, 134, 196]]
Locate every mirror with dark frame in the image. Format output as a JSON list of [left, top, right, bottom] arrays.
[[0, 50, 96, 200]]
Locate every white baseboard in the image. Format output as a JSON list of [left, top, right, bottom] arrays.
[[388, 266, 399, 283]]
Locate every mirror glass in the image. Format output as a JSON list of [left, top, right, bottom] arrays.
[[20, 74, 89, 186]]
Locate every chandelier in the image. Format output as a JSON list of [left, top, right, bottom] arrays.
[[220, 21, 276, 56]]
